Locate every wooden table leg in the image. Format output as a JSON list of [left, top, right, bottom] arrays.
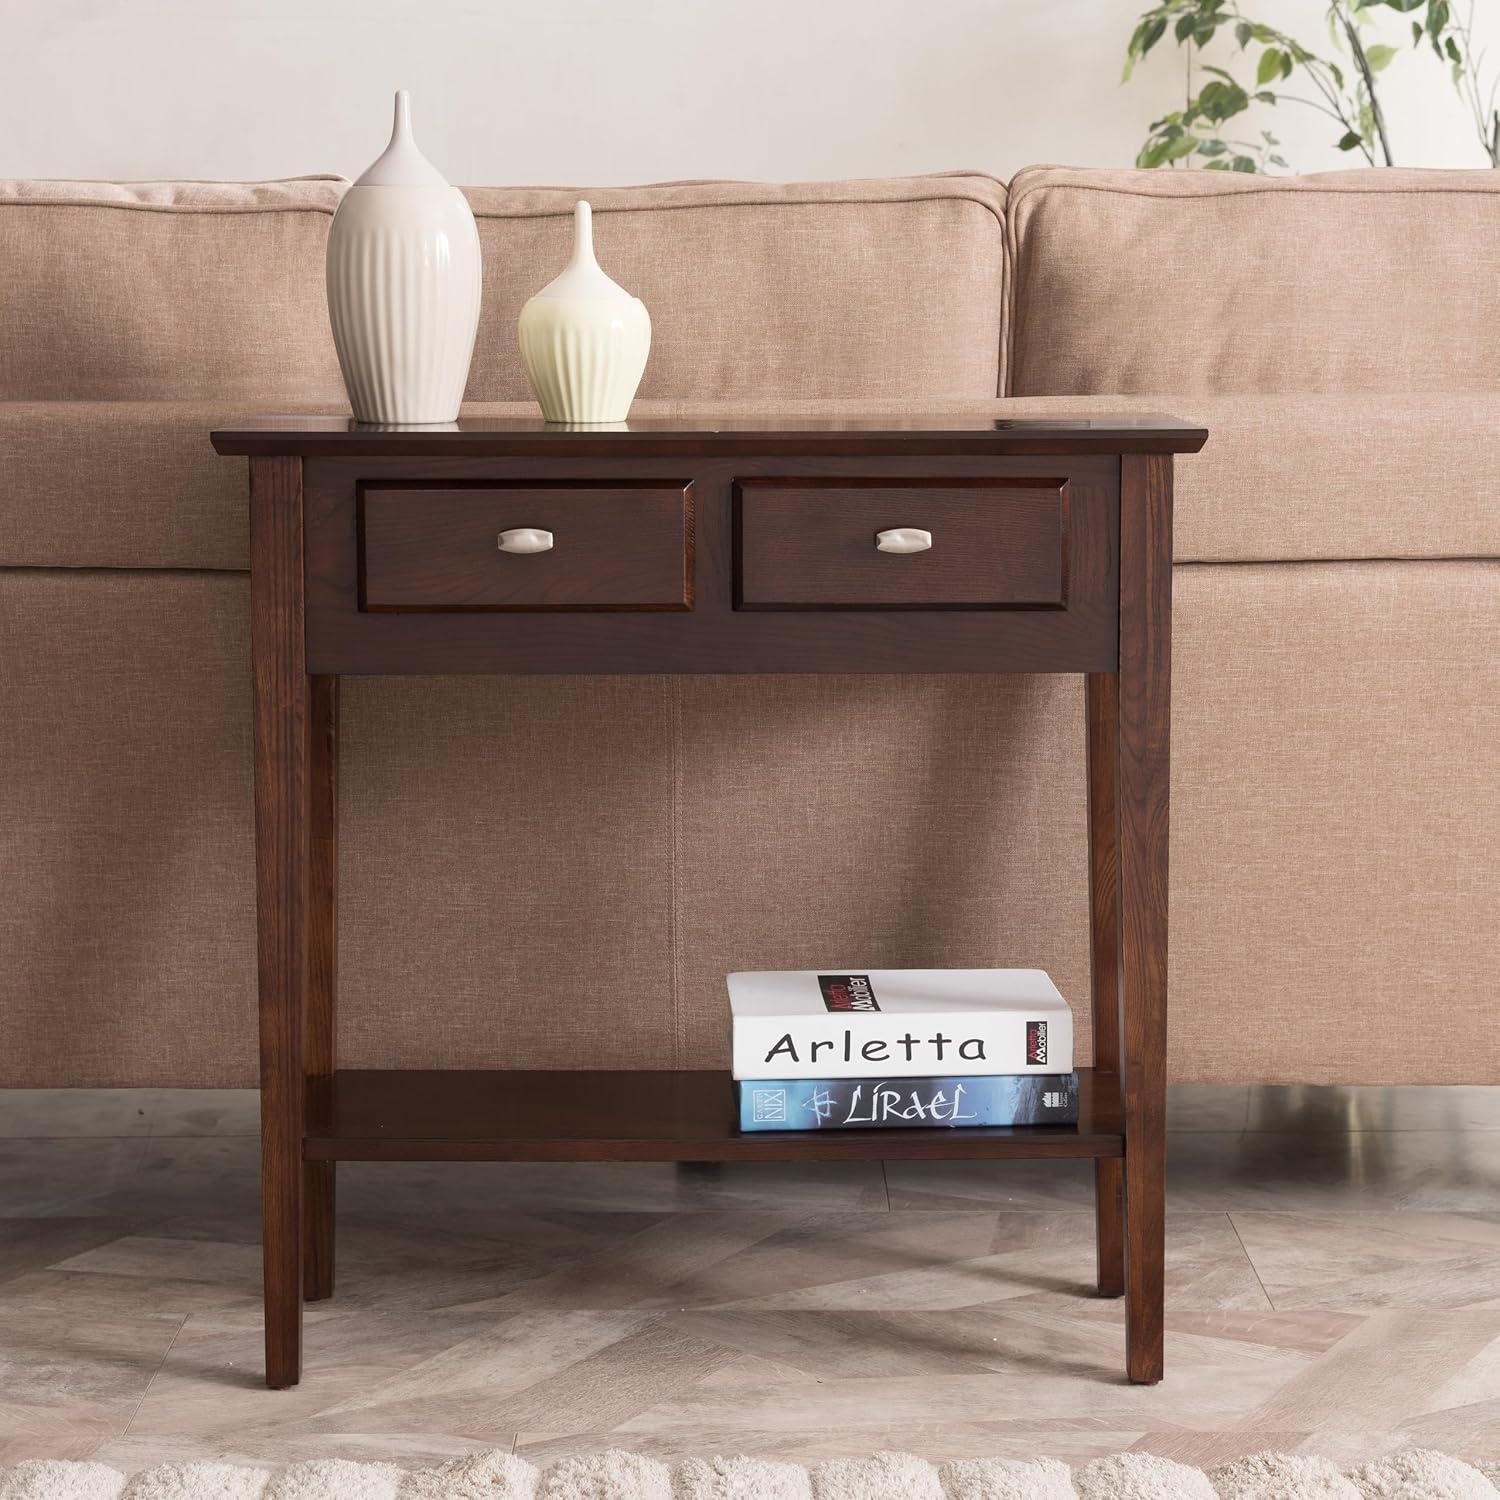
[[304, 675, 338, 1302], [1117, 454, 1173, 1385], [250, 455, 309, 1389], [1086, 672, 1124, 1300]]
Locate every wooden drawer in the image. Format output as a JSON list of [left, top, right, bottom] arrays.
[[735, 478, 1069, 609], [359, 482, 693, 611]]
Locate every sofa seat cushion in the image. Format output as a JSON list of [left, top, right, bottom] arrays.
[[996, 393, 1500, 563], [1007, 166, 1500, 395], [0, 400, 281, 570], [0, 178, 349, 402], [4, 395, 1494, 570]]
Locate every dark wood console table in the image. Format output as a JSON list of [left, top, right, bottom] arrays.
[[211, 413, 1207, 1390]]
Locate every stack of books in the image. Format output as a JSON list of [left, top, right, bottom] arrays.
[[729, 968, 1078, 1132]]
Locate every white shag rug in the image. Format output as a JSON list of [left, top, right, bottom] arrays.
[[3, 1448, 1498, 1500]]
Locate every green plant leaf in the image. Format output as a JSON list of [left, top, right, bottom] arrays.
[[1197, 78, 1251, 122], [1235, 20, 1253, 47], [1364, 43, 1398, 71], [1231, 155, 1258, 172], [1337, 129, 1364, 150], [1128, 12, 1170, 73], [1257, 48, 1283, 83], [1198, 138, 1229, 155], [1175, 13, 1197, 42], [1137, 128, 1203, 169]]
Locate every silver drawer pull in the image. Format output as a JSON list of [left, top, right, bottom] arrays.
[[498, 527, 554, 554], [875, 527, 932, 555]]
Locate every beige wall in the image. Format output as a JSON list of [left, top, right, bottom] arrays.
[[2, 0, 1493, 185]]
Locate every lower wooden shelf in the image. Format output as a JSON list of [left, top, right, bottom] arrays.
[[303, 1067, 1122, 1163]]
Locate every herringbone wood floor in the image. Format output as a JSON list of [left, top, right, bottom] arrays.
[[2, 1086, 1499, 1470]]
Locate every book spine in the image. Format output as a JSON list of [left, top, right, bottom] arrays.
[[737, 1074, 1079, 1132], [731, 1011, 1073, 1080]]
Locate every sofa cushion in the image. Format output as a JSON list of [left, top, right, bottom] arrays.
[[1007, 166, 1500, 395], [6, 394, 1493, 569], [992, 393, 1500, 563], [0, 178, 349, 402], [0, 174, 1008, 407], [464, 175, 1009, 400], [0, 400, 265, 570]]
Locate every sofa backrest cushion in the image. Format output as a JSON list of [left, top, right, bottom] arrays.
[[0, 178, 349, 402], [0, 174, 1010, 404], [1007, 166, 1500, 395], [464, 176, 1008, 400]]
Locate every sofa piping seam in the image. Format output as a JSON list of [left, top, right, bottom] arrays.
[[0, 183, 1010, 224]]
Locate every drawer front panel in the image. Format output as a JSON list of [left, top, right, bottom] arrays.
[[360, 483, 693, 611], [735, 478, 1067, 609]]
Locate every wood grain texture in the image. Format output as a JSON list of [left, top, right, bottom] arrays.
[[1087, 672, 1125, 1300], [1117, 453, 1174, 1384], [359, 483, 693, 612], [249, 456, 308, 1388], [304, 455, 1120, 675], [303, 675, 338, 1304], [303, 1068, 1122, 1163], [735, 479, 1066, 609], [212, 412, 1211, 459]]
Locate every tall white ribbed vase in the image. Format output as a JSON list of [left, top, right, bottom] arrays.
[[326, 91, 481, 424], [518, 201, 651, 423]]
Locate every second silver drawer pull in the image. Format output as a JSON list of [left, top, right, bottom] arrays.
[[498, 528, 554, 554], [875, 527, 933, 555]]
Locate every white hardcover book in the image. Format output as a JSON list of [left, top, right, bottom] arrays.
[[728, 969, 1073, 1081]]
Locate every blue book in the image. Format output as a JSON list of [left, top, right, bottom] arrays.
[[736, 1073, 1078, 1132]]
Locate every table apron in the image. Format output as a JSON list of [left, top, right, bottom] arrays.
[[301, 453, 1121, 676]]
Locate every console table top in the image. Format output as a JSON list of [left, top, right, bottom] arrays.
[[211, 412, 1209, 458]]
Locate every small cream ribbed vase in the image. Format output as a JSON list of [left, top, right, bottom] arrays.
[[326, 90, 481, 424], [518, 201, 651, 424]]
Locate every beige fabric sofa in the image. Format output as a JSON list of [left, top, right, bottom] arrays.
[[2, 168, 1495, 1088]]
